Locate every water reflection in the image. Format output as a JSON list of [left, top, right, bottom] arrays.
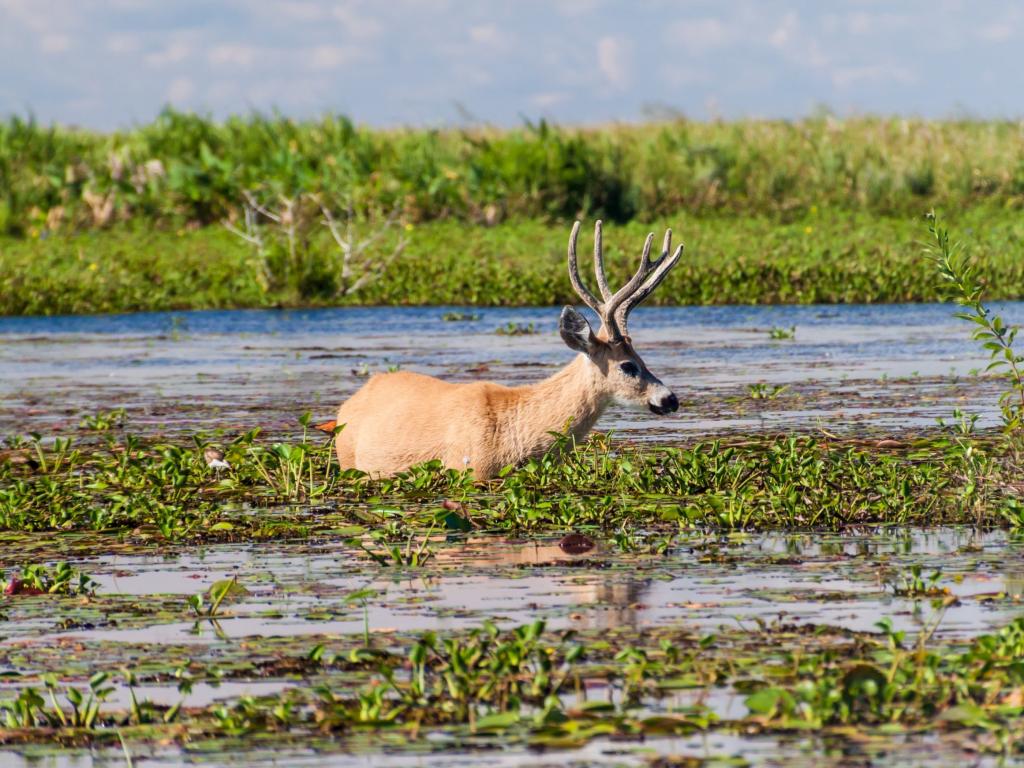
[[1, 528, 1017, 649]]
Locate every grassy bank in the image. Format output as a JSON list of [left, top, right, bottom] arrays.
[[5, 112, 1024, 236], [2, 205, 1024, 315]]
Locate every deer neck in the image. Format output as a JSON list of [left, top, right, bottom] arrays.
[[500, 354, 610, 463]]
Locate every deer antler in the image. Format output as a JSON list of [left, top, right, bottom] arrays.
[[567, 220, 684, 341]]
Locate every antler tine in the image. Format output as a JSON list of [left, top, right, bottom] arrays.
[[652, 228, 672, 268], [614, 232, 684, 332], [567, 220, 602, 315], [593, 220, 613, 301], [602, 232, 654, 339]]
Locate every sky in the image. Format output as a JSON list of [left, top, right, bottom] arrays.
[[3, 0, 1024, 130]]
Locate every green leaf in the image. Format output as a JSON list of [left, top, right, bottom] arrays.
[[475, 711, 520, 731], [745, 687, 789, 715]]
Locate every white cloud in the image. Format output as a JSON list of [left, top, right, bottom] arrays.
[[1, 0, 75, 32], [308, 44, 358, 70], [840, 11, 914, 36], [769, 12, 798, 49], [469, 24, 500, 45], [553, 0, 600, 17], [40, 34, 70, 53], [274, 1, 326, 22], [146, 42, 190, 67], [977, 22, 1016, 41], [666, 18, 731, 55], [166, 77, 194, 102], [764, 11, 828, 70], [333, 5, 382, 41], [4, 1, 1024, 130], [209, 44, 259, 67], [832, 65, 916, 88], [531, 91, 567, 108], [106, 34, 140, 54], [661, 65, 709, 88], [596, 36, 630, 89]]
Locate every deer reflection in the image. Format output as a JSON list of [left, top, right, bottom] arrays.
[[430, 536, 650, 631]]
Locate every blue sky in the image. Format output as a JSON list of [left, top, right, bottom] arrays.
[[3, 0, 1023, 129]]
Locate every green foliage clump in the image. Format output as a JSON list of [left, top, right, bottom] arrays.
[[2, 421, 1022, 540], [6, 111, 1024, 238]]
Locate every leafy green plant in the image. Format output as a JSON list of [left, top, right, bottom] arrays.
[[494, 321, 538, 336], [748, 382, 789, 400], [3, 561, 96, 596], [188, 577, 247, 617], [355, 527, 436, 567], [890, 564, 948, 598], [925, 211, 1024, 430], [79, 408, 126, 431]]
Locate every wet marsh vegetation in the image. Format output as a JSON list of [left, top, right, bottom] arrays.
[[3, 217, 1024, 765], [3, 317, 1024, 765], [5, 423, 1024, 765], [7, 113, 1024, 315]]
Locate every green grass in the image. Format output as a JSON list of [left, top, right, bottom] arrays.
[[4, 204, 1024, 314]]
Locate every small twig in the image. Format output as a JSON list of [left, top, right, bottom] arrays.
[[241, 189, 281, 223]]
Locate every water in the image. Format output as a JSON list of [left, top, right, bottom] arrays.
[[2, 302, 1021, 439], [0, 529, 1018, 766], [2, 303, 1022, 766]]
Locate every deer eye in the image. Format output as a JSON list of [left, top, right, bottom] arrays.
[[619, 361, 640, 377]]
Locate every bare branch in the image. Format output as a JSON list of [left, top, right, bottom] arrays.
[[241, 190, 281, 223]]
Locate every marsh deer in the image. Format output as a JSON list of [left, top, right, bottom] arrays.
[[331, 220, 683, 479]]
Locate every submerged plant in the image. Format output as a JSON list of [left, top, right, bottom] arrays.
[[494, 321, 538, 336], [748, 382, 789, 400], [769, 325, 795, 340], [889, 564, 948, 598], [355, 526, 436, 567]]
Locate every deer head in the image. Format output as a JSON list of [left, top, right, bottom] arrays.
[[559, 220, 682, 415]]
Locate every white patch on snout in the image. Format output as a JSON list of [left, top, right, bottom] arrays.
[[646, 384, 674, 409]]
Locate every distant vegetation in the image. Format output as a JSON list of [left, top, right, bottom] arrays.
[[3, 111, 1024, 314], [4, 110, 1024, 235], [4, 205, 1024, 315]]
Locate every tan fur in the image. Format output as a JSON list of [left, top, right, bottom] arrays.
[[335, 354, 611, 478], [333, 220, 683, 479]]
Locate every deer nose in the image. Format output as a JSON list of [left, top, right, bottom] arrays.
[[648, 391, 679, 416]]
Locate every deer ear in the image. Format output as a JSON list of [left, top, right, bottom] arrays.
[[559, 306, 597, 355]]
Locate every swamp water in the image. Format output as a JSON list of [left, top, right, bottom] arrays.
[[2, 303, 1024, 766]]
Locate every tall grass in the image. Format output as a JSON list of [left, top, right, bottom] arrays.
[[4, 110, 1024, 236]]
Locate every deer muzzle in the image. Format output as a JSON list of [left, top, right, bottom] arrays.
[[648, 390, 679, 416]]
